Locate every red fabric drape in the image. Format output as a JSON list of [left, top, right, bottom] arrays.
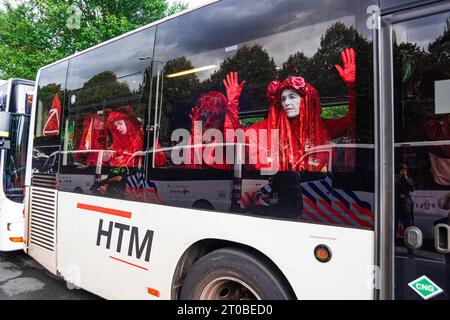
[[106, 106, 144, 167], [77, 114, 107, 166]]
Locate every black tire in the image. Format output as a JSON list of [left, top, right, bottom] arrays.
[[180, 247, 293, 300]]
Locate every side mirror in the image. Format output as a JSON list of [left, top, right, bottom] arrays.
[[0, 112, 12, 150]]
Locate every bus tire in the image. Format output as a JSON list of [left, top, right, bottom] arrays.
[[180, 247, 293, 300]]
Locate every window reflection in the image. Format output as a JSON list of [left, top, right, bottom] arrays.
[[393, 13, 450, 265], [44, 0, 377, 228], [32, 61, 68, 175], [149, 0, 375, 226], [4, 115, 29, 202]]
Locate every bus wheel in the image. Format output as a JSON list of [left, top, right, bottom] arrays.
[[180, 247, 293, 300]]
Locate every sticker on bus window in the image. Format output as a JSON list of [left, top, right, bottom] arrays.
[[435, 80, 450, 115]]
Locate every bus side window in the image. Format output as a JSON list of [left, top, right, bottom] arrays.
[[59, 27, 155, 198]]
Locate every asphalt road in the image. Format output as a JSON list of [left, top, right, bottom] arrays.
[[0, 251, 100, 300]]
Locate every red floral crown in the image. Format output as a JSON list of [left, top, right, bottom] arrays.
[[266, 77, 306, 104]]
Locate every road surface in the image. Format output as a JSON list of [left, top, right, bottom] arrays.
[[0, 251, 100, 300]]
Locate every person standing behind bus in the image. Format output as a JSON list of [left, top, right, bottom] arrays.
[[395, 164, 416, 251]]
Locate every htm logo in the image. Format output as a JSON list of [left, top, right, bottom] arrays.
[[96, 219, 154, 262]]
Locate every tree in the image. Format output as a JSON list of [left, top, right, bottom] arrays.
[[0, 0, 187, 79], [208, 45, 277, 113], [159, 56, 200, 145], [279, 51, 312, 81], [74, 71, 133, 108]]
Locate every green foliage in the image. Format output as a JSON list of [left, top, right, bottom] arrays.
[[321, 105, 348, 120], [0, 0, 187, 80], [241, 116, 265, 128], [75, 71, 133, 107]]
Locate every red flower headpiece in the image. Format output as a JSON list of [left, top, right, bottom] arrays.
[[277, 77, 306, 100], [266, 80, 281, 104]]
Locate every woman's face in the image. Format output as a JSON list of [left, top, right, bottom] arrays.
[[94, 117, 105, 130], [281, 89, 301, 119], [114, 120, 128, 135]]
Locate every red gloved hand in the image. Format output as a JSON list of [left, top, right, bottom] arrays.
[[189, 107, 202, 134], [189, 107, 201, 124], [335, 48, 356, 88], [223, 72, 246, 105]]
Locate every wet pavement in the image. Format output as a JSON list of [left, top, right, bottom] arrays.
[[0, 251, 100, 300]]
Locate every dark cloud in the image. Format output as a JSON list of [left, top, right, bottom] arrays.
[[155, 0, 372, 60]]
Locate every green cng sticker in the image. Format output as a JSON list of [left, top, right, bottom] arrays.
[[408, 276, 444, 300]]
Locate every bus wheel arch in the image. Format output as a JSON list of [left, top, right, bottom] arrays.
[[171, 239, 297, 300], [192, 200, 214, 210]]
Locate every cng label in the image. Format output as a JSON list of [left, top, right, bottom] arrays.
[[408, 276, 444, 300]]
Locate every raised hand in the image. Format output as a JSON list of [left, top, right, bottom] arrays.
[[335, 48, 356, 88], [189, 107, 201, 124], [223, 71, 246, 104]]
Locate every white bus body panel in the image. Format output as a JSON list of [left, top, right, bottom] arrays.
[[57, 191, 374, 300], [0, 197, 24, 251], [0, 80, 34, 252]]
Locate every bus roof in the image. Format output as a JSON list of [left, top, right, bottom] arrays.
[[37, 0, 220, 73], [380, 0, 447, 13], [10, 79, 35, 87]]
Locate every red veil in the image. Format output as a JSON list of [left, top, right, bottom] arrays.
[[266, 77, 331, 172], [246, 78, 331, 172], [106, 106, 144, 167]]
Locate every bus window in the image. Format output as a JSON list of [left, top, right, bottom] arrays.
[[0, 83, 7, 107], [3, 114, 30, 202], [59, 27, 155, 198], [392, 10, 450, 300], [32, 61, 68, 176], [149, 0, 374, 225]]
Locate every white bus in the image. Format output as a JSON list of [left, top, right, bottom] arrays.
[[0, 79, 34, 251], [24, 0, 450, 300]]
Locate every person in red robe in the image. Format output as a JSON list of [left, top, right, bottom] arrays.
[[225, 48, 357, 173], [186, 73, 245, 170], [77, 114, 107, 167], [106, 106, 145, 168]]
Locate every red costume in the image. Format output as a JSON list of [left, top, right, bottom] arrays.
[[77, 114, 107, 167], [106, 106, 145, 168], [227, 48, 357, 173], [187, 91, 237, 170]]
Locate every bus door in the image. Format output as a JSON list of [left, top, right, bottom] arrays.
[[390, 4, 450, 300]]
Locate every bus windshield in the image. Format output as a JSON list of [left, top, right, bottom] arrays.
[[3, 114, 30, 202]]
